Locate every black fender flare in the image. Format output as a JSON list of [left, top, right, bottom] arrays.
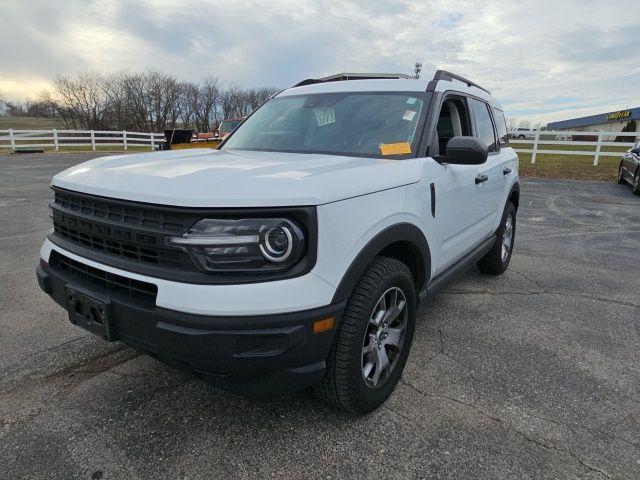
[[331, 223, 431, 304], [507, 181, 520, 211]]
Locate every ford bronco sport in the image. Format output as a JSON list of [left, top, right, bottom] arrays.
[[37, 70, 519, 414]]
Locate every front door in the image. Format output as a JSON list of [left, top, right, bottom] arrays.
[[429, 96, 490, 270]]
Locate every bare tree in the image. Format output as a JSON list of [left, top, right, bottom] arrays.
[[517, 119, 531, 129], [188, 76, 220, 132], [506, 117, 518, 132], [29, 90, 59, 118], [220, 85, 245, 119], [6, 70, 279, 132], [54, 72, 109, 129], [246, 87, 279, 112]]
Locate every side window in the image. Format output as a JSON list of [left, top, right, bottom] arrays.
[[492, 107, 509, 147], [432, 97, 472, 156], [468, 98, 497, 152]]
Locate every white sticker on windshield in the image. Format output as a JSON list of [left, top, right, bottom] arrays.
[[406, 97, 417, 104], [314, 108, 336, 127], [402, 110, 417, 121]]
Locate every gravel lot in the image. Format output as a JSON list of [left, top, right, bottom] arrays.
[[1, 153, 639, 479]]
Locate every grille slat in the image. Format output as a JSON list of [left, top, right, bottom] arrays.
[[52, 190, 191, 270], [54, 190, 188, 232], [50, 251, 158, 303]]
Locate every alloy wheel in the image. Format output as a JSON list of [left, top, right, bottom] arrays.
[[501, 213, 514, 263], [361, 287, 408, 388]]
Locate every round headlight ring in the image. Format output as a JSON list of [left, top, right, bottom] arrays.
[[260, 226, 293, 263]]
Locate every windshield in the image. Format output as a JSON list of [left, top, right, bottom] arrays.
[[221, 92, 426, 158], [220, 120, 241, 132]]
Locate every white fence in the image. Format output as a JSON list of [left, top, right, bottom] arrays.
[[509, 130, 638, 166], [1, 127, 637, 165], [0, 129, 166, 152]]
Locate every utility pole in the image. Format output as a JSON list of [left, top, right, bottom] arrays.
[[413, 62, 422, 79]]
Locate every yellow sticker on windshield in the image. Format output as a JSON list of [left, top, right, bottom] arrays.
[[380, 142, 411, 155]]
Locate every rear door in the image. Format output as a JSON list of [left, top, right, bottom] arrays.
[[468, 97, 505, 238]]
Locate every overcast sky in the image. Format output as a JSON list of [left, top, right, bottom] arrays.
[[1, 0, 639, 124]]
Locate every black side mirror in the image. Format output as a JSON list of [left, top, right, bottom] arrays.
[[444, 136, 488, 165], [631, 147, 640, 155]]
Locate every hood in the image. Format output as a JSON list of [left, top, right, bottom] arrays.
[[51, 149, 421, 207]]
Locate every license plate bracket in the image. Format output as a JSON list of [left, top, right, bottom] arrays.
[[64, 285, 117, 342]]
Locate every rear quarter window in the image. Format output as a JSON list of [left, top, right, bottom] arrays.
[[491, 107, 509, 147], [469, 98, 497, 152]]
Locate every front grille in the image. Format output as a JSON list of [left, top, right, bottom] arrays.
[[51, 189, 193, 271], [54, 189, 187, 232], [49, 187, 318, 285], [49, 250, 157, 303], [54, 216, 183, 268]]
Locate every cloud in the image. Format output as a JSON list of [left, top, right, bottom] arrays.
[[0, 0, 639, 124]]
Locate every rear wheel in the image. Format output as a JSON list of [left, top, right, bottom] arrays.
[[633, 169, 640, 195], [315, 257, 416, 414], [478, 202, 516, 275]]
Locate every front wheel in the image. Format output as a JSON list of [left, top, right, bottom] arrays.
[[478, 202, 516, 275], [315, 257, 416, 414], [633, 170, 640, 195], [618, 163, 626, 185]]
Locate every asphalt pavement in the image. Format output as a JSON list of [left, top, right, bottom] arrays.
[[1, 153, 639, 479]]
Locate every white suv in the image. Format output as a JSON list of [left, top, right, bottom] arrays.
[[37, 71, 519, 414]]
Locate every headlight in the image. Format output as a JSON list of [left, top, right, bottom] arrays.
[[167, 218, 306, 273]]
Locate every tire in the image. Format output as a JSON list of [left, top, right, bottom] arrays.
[[315, 257, 416, 414], [478, 202, 516, 275], [517, 134, 525, 140], [633, 169, 640, 195], [618, 163, 626, 185]]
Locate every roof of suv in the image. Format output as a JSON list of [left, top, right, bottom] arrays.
[[280, 70, 500, 108]]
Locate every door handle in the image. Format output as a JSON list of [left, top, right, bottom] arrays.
[[503, 167, 512, 175], [475, 174, 488, 185]]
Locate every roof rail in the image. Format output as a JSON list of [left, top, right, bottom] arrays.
[[293, 72, 411, 87], [427, 70, 491, 94]]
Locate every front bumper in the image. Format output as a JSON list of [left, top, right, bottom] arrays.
[[39, 237, 337, 316], [36, 258, 344, 397]]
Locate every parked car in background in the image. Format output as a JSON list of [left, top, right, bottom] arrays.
[[509, 128, 537, 140], [554, 132, 572, 141], [216, 118, 244, 140], [191, 132, 218, 143], [618, 141, 640, 195]]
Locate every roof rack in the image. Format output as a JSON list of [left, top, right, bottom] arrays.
[[427, 70, 491, 94], [293, 73, 411, 87]]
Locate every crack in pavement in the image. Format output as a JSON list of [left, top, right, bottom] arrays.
[[441, 288, 640, 310], [413, 317, 639, 469], [0, 406, 43, 430], [399, 379, 612, 479], [0, 348, 143, 433], [383, 405, 412, 422], [42, 347, 143, 389], [1, 345, 142, 399]]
